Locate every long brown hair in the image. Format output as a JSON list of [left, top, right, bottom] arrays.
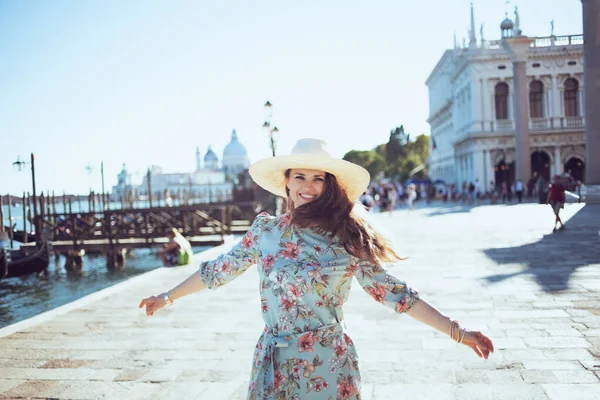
[[285, 169, 401, 265]]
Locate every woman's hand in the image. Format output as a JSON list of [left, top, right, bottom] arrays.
[[462, 330, 494, 359], [138, 295, 166, 316]]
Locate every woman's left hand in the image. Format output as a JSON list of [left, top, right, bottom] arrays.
[[461, 330, 494, 359]]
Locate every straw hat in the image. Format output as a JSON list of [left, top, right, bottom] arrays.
[[249, 138, 370, 201]]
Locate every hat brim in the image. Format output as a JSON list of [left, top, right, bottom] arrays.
[[249, 154, 370, 202]]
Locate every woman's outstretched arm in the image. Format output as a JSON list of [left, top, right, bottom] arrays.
[[139, 272, 208, 316], [407, 298, 494, 359]]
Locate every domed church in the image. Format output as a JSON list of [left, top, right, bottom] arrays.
[[222, 129, 250, 181], [196, 129, 250, 182]]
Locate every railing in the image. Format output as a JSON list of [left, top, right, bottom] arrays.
[[530, 34, 584, 48], [564, 116, 584, 128], [530, 118, 549, 130], [494, 120, 513, 132], [454, 116, 584, 136]]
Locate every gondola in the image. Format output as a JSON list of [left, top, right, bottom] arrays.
[[3, 226, 36, 243], [0, 242, 50, 280]]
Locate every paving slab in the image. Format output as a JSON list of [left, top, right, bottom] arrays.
[[0, 202, 599, 399]]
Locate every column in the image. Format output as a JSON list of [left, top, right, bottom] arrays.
[[484, 149, 493, 190], [554, 147, 562, 177], [472, 149, 485, 189], [551, 75, 560, 119], [506, 36, 534, 181], [582, 0, 600, 200]]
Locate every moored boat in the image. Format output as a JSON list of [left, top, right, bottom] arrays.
[[0, 242, 50, 280]]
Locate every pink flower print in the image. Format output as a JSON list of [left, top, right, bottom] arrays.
[[298, 332, 316, 353], [301, 359, 315, 378], [344, 261, 359, 277], [278, 241, 300, 260], [260, 298, 269, 313], [323, 381, 329, 389], [395, 297, 410, 313], [312, 244, 323, 254], [315, 300, 324, 307], [273, 368, 286, 389], [287, 284, 303, 300], [334, 341, 346, 357], [314, 383, 322, 392], [307, 266, 323, 281], [241, 232, 255, 249], [368, 284, 387, 304], [278, 213, 291, 229], [220, 259, 231, 274], [280, 296, 297, 313], [344, 334, 353, 346], [337, 375, 356, 400], [261, 254, 276, 273]]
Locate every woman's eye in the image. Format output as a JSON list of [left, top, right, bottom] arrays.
[[295, 176, 305, 180]]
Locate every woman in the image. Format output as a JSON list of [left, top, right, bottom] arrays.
[[139, 139, 494, 399], [158, 228, 193, 266]]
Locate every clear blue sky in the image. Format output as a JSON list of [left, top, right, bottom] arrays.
[[0, 0, 582, 195]]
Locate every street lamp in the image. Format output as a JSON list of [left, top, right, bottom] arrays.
[[263, 100, 280, 157], [263, 100, 281, 214], [85, 161, 106, 210], [13, 153, 39, 241]]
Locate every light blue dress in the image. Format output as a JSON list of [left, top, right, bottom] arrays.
[[199, 213, 420, 400]]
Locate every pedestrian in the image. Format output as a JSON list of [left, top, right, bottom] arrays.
[[546, 175, 566, 232], [359, 191, 375, 212], [407, 183, 417, 210], [468, 181, 475, 205], [515, 179, 524, 203], [158, 228, 193, 266], [139, 138, 494, 399]]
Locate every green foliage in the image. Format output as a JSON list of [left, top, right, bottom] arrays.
[[345, 128, 430, 182], [342, 150, 386, 178]]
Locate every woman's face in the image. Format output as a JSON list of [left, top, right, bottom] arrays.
[[286, 168, 326, 208]]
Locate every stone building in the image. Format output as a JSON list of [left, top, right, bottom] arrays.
[[426, 4, 585, 191], [115, 130, 250, 203]]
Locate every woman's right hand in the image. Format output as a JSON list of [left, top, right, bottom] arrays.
[[138, 295, 166, 316]]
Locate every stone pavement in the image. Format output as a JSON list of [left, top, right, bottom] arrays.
[[0, 201, 599, 400]]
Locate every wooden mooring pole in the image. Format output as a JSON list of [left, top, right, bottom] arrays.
[[22, 193, 28, 244], [7, 196, 13, 248], [0, 195, 4, 234]]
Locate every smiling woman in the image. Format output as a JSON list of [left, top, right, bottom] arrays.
[[285, 169, 326, 207], [139, 138, 494, 400]]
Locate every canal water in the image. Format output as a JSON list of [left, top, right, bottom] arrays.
[[0, 244, 208, 329]]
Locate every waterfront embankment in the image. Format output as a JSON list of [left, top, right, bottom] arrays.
[[0, 203, 599, 399]]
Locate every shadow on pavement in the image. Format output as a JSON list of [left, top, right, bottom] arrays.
[[482, 204, 600, 292]]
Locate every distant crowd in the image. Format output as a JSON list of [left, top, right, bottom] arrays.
[[358, 174, 581, 214]]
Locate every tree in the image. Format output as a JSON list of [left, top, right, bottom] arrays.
[[385, 125, 410, 165], [342, 150, 386, 178]]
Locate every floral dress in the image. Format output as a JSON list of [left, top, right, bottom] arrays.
[[199, 213, 420, 400]]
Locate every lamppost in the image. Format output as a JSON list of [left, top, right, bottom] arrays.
[[262, 100, 281, 214], [262, 100, 280, 157], [12, 153, 38, 241], [85, 161, 106, 210]]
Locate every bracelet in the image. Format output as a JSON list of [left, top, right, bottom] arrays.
[[459, 328, 466, 344], [163, 291, 174, 306]]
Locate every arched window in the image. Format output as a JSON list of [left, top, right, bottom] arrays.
[[495, 82, 509, 120], [564, 78, 579, 117], [529, 80, 544, 118]]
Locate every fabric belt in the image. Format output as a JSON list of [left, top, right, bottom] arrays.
[[252, 322, 345, 398]]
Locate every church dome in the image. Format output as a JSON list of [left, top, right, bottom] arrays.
[[223, 129, 248, 159], [204, 146, 218, 162], [501, 17, 514, 31]]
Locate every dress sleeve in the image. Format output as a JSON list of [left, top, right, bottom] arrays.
[[198, 212, 270, 289], [349, 256, 420, 314]]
